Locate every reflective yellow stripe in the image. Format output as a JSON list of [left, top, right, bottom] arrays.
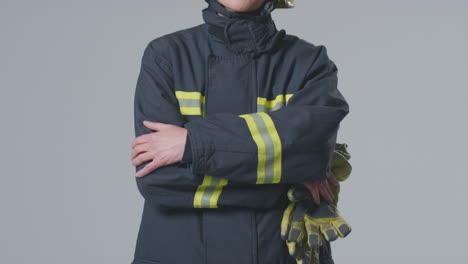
[[193, 175, 212, 208], [182, 90, 227, 208], [239, 112, 282, 184], [180, 107, 203, 115], [239, 114, 267, 184], [175, 91, 204, 100], [193, 175, 229, 208], [210, 178, 229, 208], [175, 91, 205, 116], [257, 93, 294, 112], [258, 112, 282, 183]]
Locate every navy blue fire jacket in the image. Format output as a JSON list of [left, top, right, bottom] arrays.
[[132, 3, 349, 264]]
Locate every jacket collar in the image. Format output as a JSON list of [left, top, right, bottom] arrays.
[[202, 4, 285, 56]]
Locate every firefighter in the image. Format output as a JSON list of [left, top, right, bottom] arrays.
[[130, 0, 350, 263]]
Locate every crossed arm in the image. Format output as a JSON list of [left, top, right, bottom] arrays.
[[130, 41, 349, 208]]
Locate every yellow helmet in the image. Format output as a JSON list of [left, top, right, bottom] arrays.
[[276, 0, 295, 8]]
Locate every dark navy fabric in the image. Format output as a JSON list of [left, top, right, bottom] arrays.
[[181, 134, 192, 162], [132, 2, 348, 264]]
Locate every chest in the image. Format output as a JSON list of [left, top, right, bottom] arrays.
[[171, 51, 306, 121]]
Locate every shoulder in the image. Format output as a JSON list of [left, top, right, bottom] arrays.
[[275, 32, 338, 84], [280, 32, 337, 78], [143, 23, 206, 57], [139, 23, 207, 72], [281, 32, 334, 66]]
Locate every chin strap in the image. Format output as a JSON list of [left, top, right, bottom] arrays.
[[205, 0, 276, 20]]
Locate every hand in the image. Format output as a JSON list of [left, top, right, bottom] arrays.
[[131, 121, 187, 178], [281, 199, 351, 264], [281, 143, 353, 264], [303, 172, 339, 205]]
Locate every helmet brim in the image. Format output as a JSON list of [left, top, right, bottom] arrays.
[[276, 0, 295, 8]]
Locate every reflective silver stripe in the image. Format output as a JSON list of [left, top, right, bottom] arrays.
[[250, 113, 276, 184], [175, 91, 205, 116], [177, 98, 203, 108], [239, 112, 282, 184], [193, 175, 228, 208], [257, 93, 294, 112], [199, 176, 219, 208]]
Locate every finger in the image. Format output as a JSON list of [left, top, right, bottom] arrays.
[[132, 152, 154, 167], [131, 134, 150, 149], [331, 220, 352, 238], [330, 209, 352, 238], [304, 217, 322, 249], [131, 144, 150, 160], [143, 120, 168, 131], [135, 159, 158, 178], [322, 180, 334, 204], [286, 241, 301, 259], [286, 241, 295, 257], [318, 182, 333, 205], [310, 247, 320, 264], [281, 202, 296, 240], [296, 244, 311, 264], [329, 184, 340, 205], [319, 223, 338, 242], [288, 203, 307, 243], [304, 182, 320, 205], [328, 172, 339, 186]]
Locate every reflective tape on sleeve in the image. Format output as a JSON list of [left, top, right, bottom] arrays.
[[239, 112, 282, 184]]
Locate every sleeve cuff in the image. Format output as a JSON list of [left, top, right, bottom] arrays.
[[181, 133, 192, 162], [184, 121, 210, 174]]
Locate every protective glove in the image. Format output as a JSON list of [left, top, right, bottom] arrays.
[[281, 199, 351, 262], [282, 199, 318, 264], [329, 143, 351, 203], [281, 143, 352, 263], [331, 143, 352, 182]]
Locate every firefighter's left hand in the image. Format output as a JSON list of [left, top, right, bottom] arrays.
[[131, 121, 187, 177]]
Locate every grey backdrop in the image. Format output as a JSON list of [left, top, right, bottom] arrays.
[[1, 0, 467, 263]]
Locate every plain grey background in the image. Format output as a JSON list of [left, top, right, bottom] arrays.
[[1, 0, 467, 263]]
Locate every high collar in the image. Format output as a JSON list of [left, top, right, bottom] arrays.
[[202, 4, 285, 57]]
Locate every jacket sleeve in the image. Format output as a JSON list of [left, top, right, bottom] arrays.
[[181, 134, 193, 163], [184, 46, 349, 184], [133, 41, 202, 203], [133, 40, 289, 210]]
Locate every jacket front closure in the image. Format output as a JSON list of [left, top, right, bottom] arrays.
[[202, 48, 259, 264], [198, 5, 287, 264]]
